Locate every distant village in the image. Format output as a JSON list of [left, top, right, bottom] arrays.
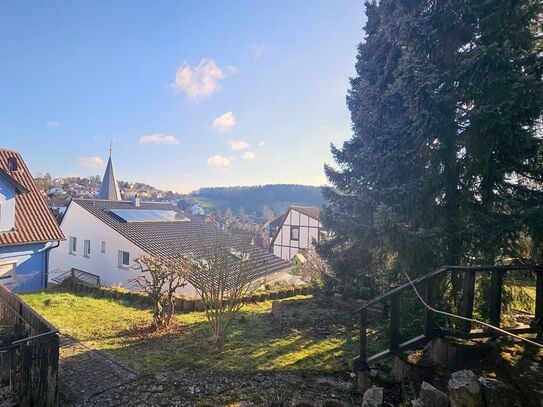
[[0, 148, 326, 295]]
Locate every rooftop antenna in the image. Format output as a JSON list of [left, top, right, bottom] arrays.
[[109, 139, 113, 157]]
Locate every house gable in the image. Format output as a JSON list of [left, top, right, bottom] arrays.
[[50, 200, 145, 287], [271, 207, 323, 261]]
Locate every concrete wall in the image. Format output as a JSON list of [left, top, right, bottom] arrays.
[[0, 242, 50, 292]]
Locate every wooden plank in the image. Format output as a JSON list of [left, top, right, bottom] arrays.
[[367, 334, 428, 366], [354, 267, 448, 312], [459, 271, 476, 333], [441, 325, 537, 339], [489, 270, 505, 328], [389, 295, 400, 350]]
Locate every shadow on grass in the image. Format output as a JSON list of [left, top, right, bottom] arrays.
[[96, 297, 369, 374], [25, 290, 377, 375]]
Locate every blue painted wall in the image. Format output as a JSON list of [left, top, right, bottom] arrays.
[[0, 243, 49, 292]]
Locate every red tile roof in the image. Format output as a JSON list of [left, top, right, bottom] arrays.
[[0, 148, 65, 246]]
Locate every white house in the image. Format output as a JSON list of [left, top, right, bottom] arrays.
[[270, 206, 325, 261], [189, 203, 205, 217], [50, 153, 293, 297]]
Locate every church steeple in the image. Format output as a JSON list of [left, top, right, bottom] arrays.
[[98, 146, 121, 201]]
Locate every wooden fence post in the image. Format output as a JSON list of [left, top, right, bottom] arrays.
[[459, 271, 476, 333], [488, 270, 505, 329], [389, 295, 400, 350]]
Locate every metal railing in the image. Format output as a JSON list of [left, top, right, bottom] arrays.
[[51, 268, 101, 287]]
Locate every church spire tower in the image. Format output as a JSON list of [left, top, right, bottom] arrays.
[[98, 143, 121, 201]]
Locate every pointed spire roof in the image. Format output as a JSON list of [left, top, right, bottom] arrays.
[[98, 147, 121, 201]]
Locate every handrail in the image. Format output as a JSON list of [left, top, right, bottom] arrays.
[[71, 268, 101, 280], [68, 268, 101, 286], [353, 264, 543, 313], [403, 271, 543, 348], [353, 263, 543, 372], [353, 267, 448, 313]]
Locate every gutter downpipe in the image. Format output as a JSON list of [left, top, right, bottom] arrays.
[[43, 241, 60, 289]]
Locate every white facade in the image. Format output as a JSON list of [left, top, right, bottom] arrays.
[[272, 208, 323, 261], [50, 201, 144, 288], [50, 200, 296, 297]]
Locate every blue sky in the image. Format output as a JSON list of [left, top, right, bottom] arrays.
[[0, 1, 364, 193]]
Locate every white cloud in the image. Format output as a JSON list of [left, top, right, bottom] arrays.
[[258, 140, 265, 147], [170, 58, 237, 101], [253, 44, 266, 59], [78, 156, 105, 169], [46, 121, 60, 128], [241, 151, 256, 160], [139, 134, 179, 145], [207, 154, 231, 170], [228, 139, 250, 151], [212, 112, 236, 132]]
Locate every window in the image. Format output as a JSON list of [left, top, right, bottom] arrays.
[[0, 262, 16, 284], [118, 250, 130, 268], [101, 241, 106, 253], [69, 237, 77, 254], [290, 226, 300, 241], [84, 240, 91, 258]]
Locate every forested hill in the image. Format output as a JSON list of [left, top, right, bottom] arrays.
[[192, 184, 324, 214]]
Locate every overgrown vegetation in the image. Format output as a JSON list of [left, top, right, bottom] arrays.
[[130, 254, 190, 329], [20, 290, 369, 373], [188, 234, 258, 345]]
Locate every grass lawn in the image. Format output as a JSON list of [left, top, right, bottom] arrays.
[[508, 284, 536, 313], [19, 290, 370, 374]]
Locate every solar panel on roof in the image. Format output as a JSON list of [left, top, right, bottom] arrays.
[[110, 209, 189, 223]]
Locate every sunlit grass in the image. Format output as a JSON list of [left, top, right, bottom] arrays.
[[20, 290, 361, 374]]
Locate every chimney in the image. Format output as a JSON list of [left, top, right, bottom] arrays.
[[132, 195, 141, 207]]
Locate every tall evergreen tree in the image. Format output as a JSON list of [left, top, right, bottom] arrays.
[[319, 0, 543, 296]]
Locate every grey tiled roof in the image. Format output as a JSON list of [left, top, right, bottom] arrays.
[[72, 199, 291, 285]]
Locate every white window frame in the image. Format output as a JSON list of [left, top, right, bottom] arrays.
[[69, 236, 77, 254], [118, 250, 130, 268], [0, 262, 16, 284], [83, 239, 91, 258], [290, 226, 300, 241]]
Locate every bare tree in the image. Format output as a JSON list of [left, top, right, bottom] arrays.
[[299, 249, 331, 289], [188, 233, 256, 344], [130, 254, 190, 329], [262, 205, 275, 223]]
